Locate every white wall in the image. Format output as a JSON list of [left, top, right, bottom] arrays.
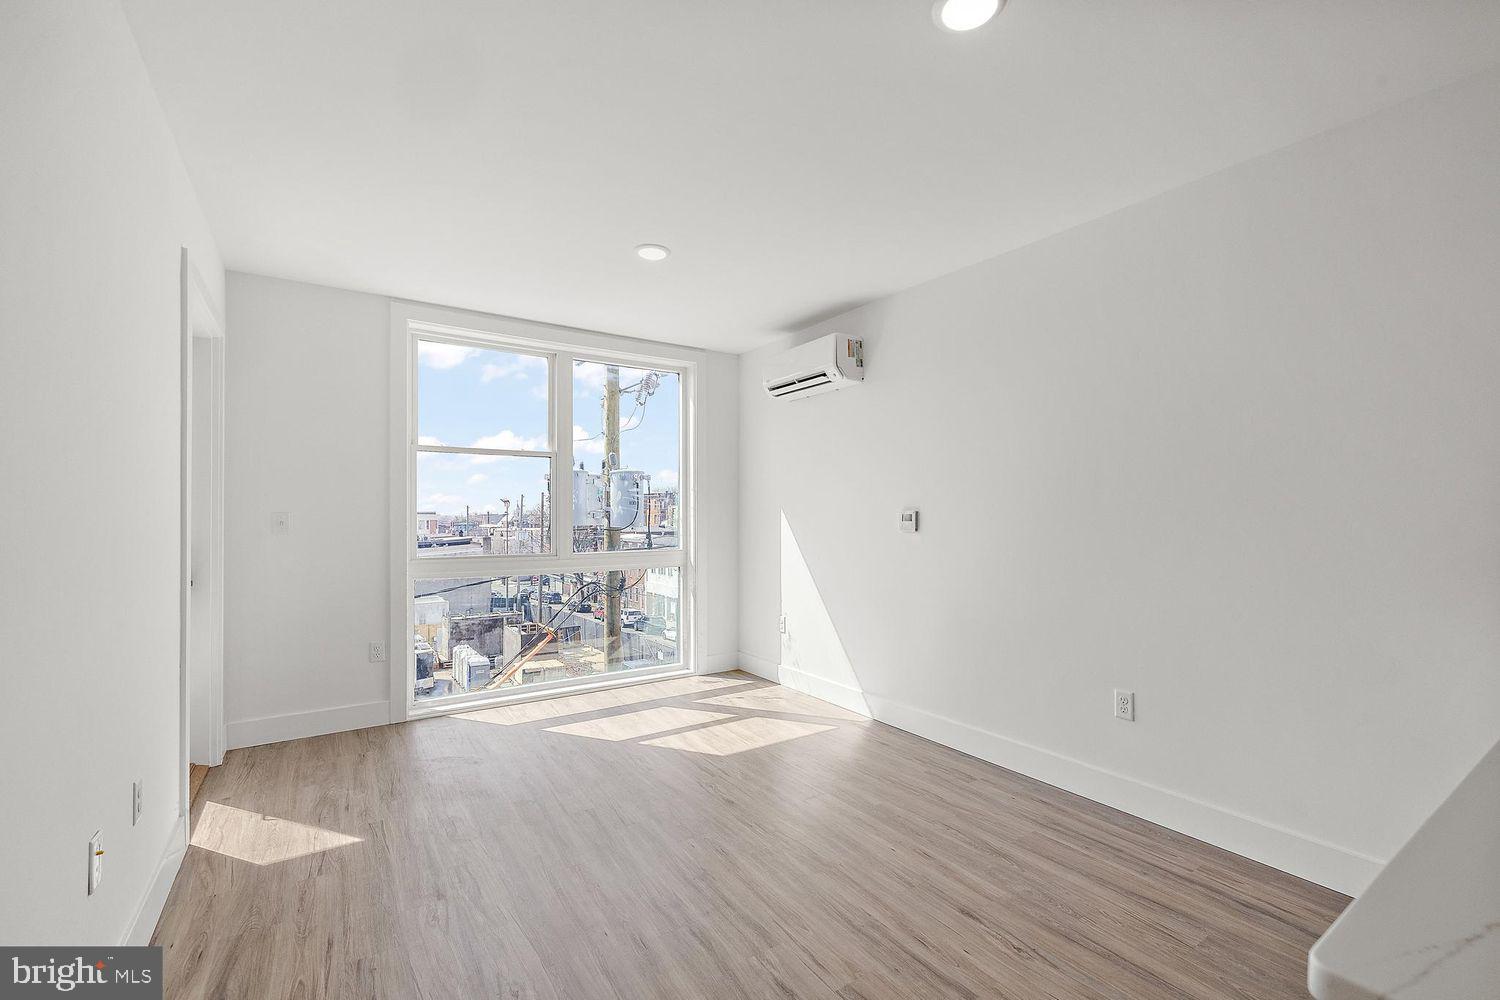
[[223, 276, 392, 746], [738, 67, 1500, 896], [0, 2, 224, 944], [224, 273, 738, 747], [701, 350, 741, 673]]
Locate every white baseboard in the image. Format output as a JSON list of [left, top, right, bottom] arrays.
[[122, 815, 187, 946], [775, 664, 873, 719], [736, 657, 874, 719], [226, 700, 390, 750], [701, 652, 741, 674], [735, 651, 779, 681], [736, 652, 1382, 896]]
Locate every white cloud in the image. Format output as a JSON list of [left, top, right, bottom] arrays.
[[573, 363, 607, 391], [574, 362, 658, 393], [530, 384, 549, 400], [466, 473, 488, 486], [473, 429, 547, 451], [417, 342, 479, 370], [423, 492, 469, 509], [470, 429, 548, 463], [572, 425, 605, 456], [481, 355, 546, 382], [417, 435, 445, 447], [655, 469, 679, 488]]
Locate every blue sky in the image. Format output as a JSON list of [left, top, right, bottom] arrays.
[[416, 340, 680, 520]]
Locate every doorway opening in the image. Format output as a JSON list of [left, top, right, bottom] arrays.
[[179, 250, 225, 831]]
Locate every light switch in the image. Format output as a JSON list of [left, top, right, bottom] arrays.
[[88, 831, 103, 895], [271, 512, 292, 535]]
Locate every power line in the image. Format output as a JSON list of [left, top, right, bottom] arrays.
[[572, 369, 666, 444]]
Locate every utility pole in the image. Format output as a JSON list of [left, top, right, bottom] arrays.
[[604, 365, 622, 665]]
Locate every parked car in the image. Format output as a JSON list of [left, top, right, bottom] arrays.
[[622, 609, 648, 630]]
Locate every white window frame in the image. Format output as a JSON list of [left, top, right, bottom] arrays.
[[412, 331, 556, 558], [389, 300, 703, 722]]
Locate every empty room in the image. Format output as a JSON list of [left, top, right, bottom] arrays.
[[3, 1, 1499, 998]]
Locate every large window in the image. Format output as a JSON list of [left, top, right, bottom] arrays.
[[395, 310, 693, 714]]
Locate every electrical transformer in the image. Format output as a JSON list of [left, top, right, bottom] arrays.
[[572, 468, 605, 525], [609, 470, 646, 529]]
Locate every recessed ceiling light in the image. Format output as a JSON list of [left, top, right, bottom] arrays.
[[933, 0, 1002, 32], [635, 244, 670, 262]]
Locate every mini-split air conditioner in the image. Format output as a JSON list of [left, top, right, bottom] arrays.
[[762, 333, 864, 400]]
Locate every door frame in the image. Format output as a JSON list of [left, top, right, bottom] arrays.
[[178, 249, 226, 830]]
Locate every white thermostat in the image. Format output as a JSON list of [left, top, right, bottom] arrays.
[[899, 509, 919, 533]]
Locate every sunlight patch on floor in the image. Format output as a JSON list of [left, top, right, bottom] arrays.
[[545, 705, 733, 742], [456, 674, 749, 726], [642, 716, 835, 756], [190, 802, 361, 866], [696, 685, 864, 721]]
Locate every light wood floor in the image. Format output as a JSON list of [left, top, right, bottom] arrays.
[[154, 672, 1348, 999], [188, 763, 210, 807]]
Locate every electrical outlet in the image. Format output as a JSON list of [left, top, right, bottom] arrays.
[[88, 832, 103, 895], [368, 641, 387, 663], [778, 615, 787, 634], [132, 780, 143, 826], [1114, 689, 1135, 722]]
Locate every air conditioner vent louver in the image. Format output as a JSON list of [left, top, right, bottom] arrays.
[[766, 372, 834, 397], [762, 334, 864, 401]]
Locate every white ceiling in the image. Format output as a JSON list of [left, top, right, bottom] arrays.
[[123, 0, 1500, 353]]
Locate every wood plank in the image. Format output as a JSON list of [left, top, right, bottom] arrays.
[[188, 763, 210, 807], [153, 672, 1347, 999]]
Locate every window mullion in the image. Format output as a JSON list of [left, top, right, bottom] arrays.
[[417, 444, 552, 460], [406, 547, 682, 582], [555, 350, 574, 557]]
